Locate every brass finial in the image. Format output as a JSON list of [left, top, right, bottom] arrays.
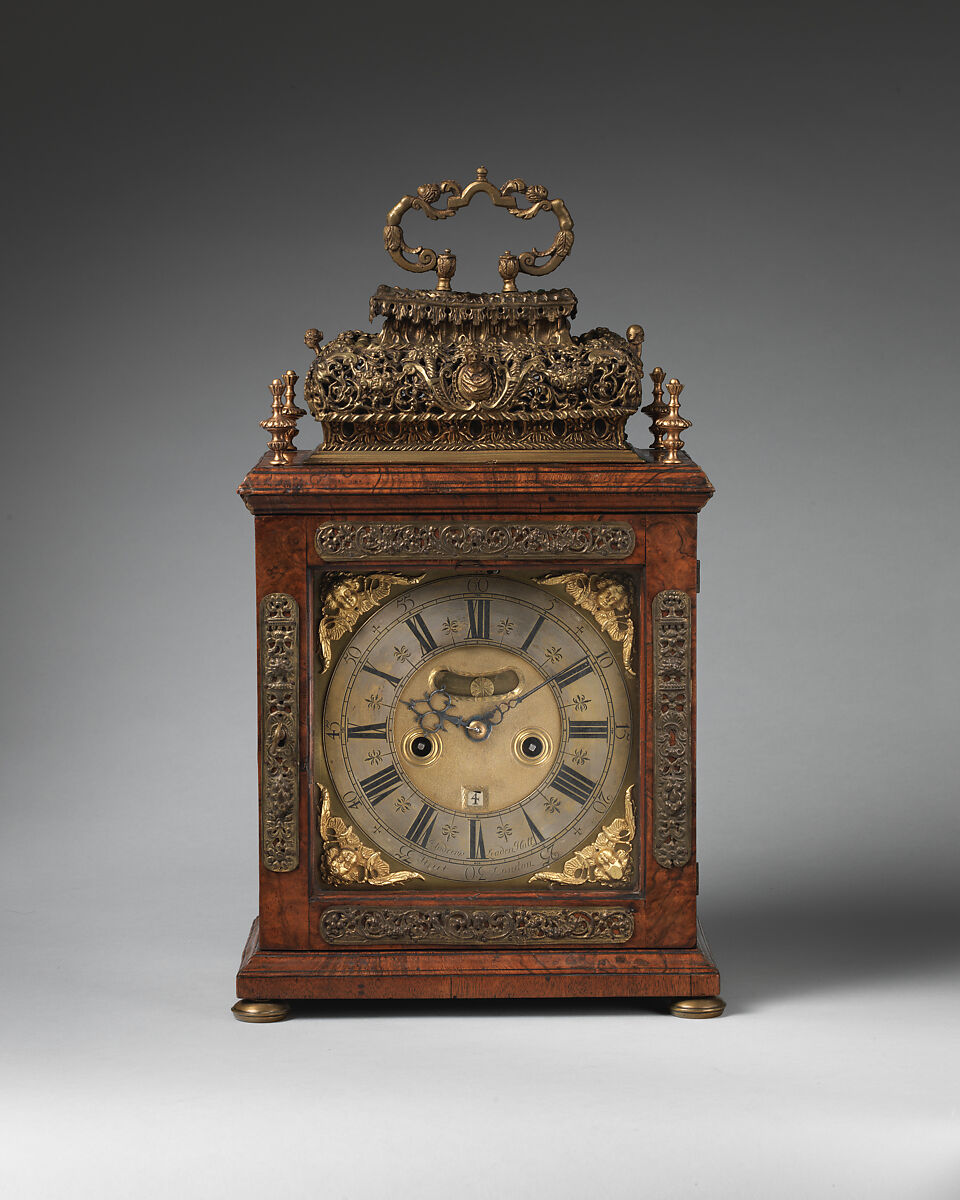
[[499, 251, 520, 292], [281, 370, 305, 422], [656, 378, 690, 465], [261, 378, 295, 465], [304, 328, 323, 357], [642, 366, 669, 453], [476, 165, 488, 180], [436, 248, 456, 292]]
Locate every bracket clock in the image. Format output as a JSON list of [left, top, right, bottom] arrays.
[[232, 168, 724, 1021]]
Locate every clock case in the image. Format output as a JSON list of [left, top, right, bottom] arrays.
[[234, 170, 722, 1014]]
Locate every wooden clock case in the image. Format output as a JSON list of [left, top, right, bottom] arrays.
[[235, 455, 721, 1012], [232, 167, 723, 1019]]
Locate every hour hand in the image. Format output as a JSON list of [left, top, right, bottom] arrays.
[[404, 689, 468, 734]]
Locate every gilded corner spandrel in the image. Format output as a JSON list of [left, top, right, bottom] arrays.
[[537, 571, 636, 675]]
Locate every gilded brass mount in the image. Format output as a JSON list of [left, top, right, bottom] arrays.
[[383, 166, 574, 294], [260, 370, 304, 464], [303, 287, 644, 455], [642, 367, 691, 464], [254, 168, 695, 462]]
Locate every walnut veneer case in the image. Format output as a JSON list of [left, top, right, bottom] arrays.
[[232, 168, 724, 1022]]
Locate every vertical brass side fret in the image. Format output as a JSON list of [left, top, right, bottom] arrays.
[[259, 593, 300, 872], [653, 590, 692, 868]]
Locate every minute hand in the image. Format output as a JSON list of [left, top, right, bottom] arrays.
[[472, 656, 591, 726]]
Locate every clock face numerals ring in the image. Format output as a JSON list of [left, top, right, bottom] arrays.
[[320, 574, 634, 886]]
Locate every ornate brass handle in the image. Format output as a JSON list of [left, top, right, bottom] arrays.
[[383, 166, 574, 293]]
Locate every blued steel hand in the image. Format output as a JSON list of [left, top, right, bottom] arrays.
[[468, 656, 591, 733], [403, 688, 470, 734]]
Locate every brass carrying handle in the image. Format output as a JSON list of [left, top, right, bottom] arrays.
[[382, 166, 574, 293]]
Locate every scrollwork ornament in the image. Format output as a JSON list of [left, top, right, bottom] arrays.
[[383, 166, 574, 291], [653, 590, 692, 868], [316, 787, 423, 887], [529, 788, 635, 886], [317, 572, 423, 670], [314, 521, 635, 561], [536, 572, 636, 675], [303, 315, 641, 455], [318, 905, 634, 945], [259, 593, 299, 872]]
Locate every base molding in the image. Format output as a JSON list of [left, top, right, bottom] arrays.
[[236, 917, 721, 1002]]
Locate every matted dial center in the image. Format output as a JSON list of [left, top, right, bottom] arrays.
[[396, 647, 560, 814]]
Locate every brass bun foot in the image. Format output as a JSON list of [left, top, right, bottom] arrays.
[[669, 996, 726, 1019], [231, 999, 291, 1023]]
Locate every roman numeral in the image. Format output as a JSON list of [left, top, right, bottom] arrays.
[[467, 598, 490, 639], [359, 764, 403, 805], [521, 808, 545, 843], [552, 764, 596, 805], [405, 615, 437, 655], [552, 658, 594, 690], [520, 614, 545, 652], [568, 719, 608, 739], [469, 819, 486, 859], [361, 663, 402, 687], [406, 803, 438, 849], [347, 721, 387, 739]]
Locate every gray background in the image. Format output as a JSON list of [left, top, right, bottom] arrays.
[[2, 1, 958, 1196]]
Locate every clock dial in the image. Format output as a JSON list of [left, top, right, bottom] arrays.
[[320, 575, 635, 885]]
